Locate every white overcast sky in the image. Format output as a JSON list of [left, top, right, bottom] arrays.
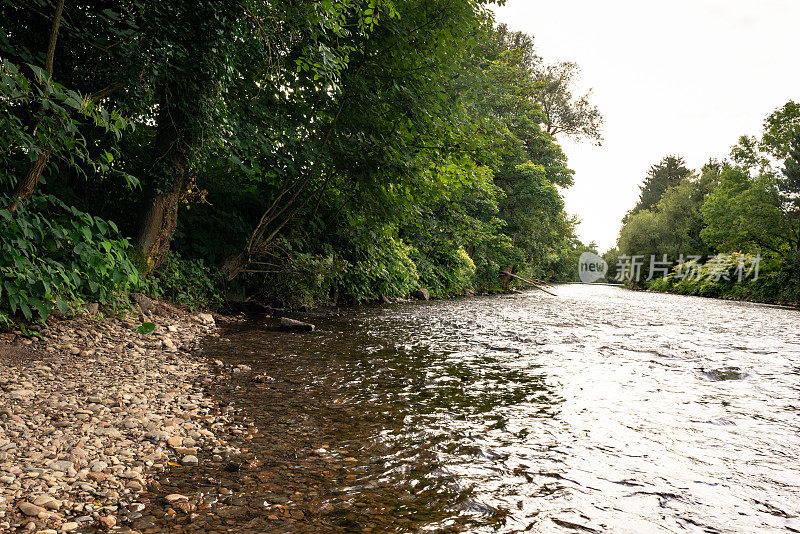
[[491, 0, 800, 251]]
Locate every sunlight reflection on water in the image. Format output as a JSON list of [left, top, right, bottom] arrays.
[[196, 285, 800, 533], [349, 285, 800, 532]]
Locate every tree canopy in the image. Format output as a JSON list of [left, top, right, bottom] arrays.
[[1, 0, 605, 324]]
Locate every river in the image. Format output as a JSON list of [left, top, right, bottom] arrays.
[[155, 284, 800, 533]]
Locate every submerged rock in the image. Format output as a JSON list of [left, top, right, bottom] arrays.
[[279, 318, 315, 332], [252, 374, 274, 383]]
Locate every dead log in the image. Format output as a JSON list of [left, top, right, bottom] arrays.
[[499, 270, 557, 296]]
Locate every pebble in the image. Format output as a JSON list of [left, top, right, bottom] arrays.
[[32, 495, 55, 507], [87, 471, 107, 482], [48, 460, 74, 472], [0, 309, 220, 531], [17, 502, 44, 517]]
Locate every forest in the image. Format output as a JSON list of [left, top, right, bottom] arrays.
[[609, 101, 800, 305], [0, 0, 603, 326]]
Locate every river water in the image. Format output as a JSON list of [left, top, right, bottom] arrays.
[[159, 285, 800, 533]]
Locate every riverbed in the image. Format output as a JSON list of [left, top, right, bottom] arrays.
[[156, 284, 800, 533]]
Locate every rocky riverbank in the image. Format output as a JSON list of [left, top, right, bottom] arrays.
[[0, 300, 231, 533]]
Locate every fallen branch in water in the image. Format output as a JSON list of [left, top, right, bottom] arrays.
[[500, 271, 557, 296]]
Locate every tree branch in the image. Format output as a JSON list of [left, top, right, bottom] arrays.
[[45, 0, 66, 77]]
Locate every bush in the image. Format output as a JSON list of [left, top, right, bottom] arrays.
[[337, 237, 420, 303], [745, 259, 800, 305], [145, 253, 223, 310], [412, 247, 476, 298], [0, 195, 140, 326], [471, 236, 523, 292], [647, 276, 670, 292], [0, 59, 135, 194], [255, 249, 348, 309], [644, 253, 797, 304], [233, 235, 420, 309]]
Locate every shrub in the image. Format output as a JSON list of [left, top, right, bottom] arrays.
[[234, 236, 420, 308], [145, 253, 223, 310], [471, 236, 523, 292], [0, 195, 139, 326], [0, 59, 136, 193], [647, 276, 670, 292], [338, 237, 419, 302], [256, 250, 348, 309], [413, 247, 476, 298], [645, 253, 794, 304]]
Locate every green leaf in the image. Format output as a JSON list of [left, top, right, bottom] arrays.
[[55, 297, 70, 314], [136, 322, 156, 335], [30, 298, 50, 321]]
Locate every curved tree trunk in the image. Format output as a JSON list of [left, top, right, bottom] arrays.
[[135, 187, 183, 272], [500, 264, 514, 291], [8, 0, 65, 211]]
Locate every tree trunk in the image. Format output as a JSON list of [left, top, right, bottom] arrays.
[[135, 188, 183, 272], [9, 150, 51, 210], [134, 95, 189, 272], [500, 265, 514, 291], [7, 0, 65, 211]]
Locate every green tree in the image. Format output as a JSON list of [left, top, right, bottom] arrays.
[[222, 0, 495, 279], [617, 163, 713, 282], [779, 132, 800, 220], [762, 100, 800, 159], [702, 103, 800, 261], [534, 61, 604, 145], [701, 166, 787, 256], [627, 155, 692, 218], [467, 26, 583, 279]]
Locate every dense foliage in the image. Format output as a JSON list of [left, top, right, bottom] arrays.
[[0, 195, 139, 326], [1, 1, 601, 323], [612, 103, 800, 305]]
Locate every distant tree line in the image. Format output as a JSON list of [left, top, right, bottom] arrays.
[[609, 102, 800, 304]]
